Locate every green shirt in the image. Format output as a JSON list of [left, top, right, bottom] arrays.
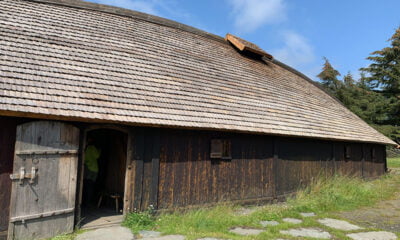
[[84, 145, 101, 173]]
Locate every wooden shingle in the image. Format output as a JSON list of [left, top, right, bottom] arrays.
[[0, 0, 395, 145]]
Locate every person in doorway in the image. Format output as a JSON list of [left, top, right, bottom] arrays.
[[83, 137, 101, 207]]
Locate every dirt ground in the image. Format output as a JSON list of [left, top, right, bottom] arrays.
[[338, 170, 400, 234]]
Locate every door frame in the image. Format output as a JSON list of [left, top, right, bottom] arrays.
[[76, 124, 132, 227]]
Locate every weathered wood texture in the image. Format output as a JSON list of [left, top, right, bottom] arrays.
[[334, 142, 363, 177], [225, 33, 273, 59], [126, 129, 160, 211], [157, 130, 274, 209], [0, 0, 394, 145], [362, 144, 386, 178], [276, 138, 334, 195], [131, 129, 387, 210], [0, 117, 18, 234], [8, 121, 79, 240], [0, 116, 389, 235]]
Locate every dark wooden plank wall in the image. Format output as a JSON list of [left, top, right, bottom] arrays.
[[0, 117, 18, 236], [0, 117, 389, 219], [127, 129, 161, 211], [363, 144, 386, 178], [335, 142, 363, 177], [276, 138, 333, 195], [153, 130, 387, 209], [157, 130, 274, 209]]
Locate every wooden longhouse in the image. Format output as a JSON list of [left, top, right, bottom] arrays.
[[0, 0, 396, 239]]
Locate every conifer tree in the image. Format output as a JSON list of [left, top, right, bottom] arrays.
[[317, 57, 341, 91], [343, 72, 355, 86], [362, 27, 400, 95], [361, 27, 400, 125]]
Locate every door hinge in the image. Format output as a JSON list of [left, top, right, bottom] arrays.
[[10, 167, 38, 184]]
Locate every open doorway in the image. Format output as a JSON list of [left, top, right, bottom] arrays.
[[80, 128, 128, 228]]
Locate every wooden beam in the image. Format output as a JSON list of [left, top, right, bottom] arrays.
[[225, 34, 246, 51]]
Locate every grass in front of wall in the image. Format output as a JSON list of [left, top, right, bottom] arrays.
[[48, 229, 86, 240], [121, 173, 400, 240], [388, 157, 400, 168]]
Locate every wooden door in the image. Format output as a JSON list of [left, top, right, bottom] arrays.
[[8, 121, 79, 240]]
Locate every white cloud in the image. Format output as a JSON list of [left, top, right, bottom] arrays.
[[272, 30, 315, 68], [93, 0, 160, 15], [227, 0, 286, 33]]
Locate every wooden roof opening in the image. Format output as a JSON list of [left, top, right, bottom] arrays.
[[225, 33, 273, 59]]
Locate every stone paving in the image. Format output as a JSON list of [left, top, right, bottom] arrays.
[[196, 238, 229, 240], [139, 230, 162, 238], [318, 218, 363, 231], [282, 217, 303, 224], [76, 226, 134, 240], [260, 220, 279, 227], [142, 235, 185, 240], [300, 212, 316, 217], [136, 230, 185, 240], [347, 231, 398, 240], [75, 210, 399, 240], [280, 228, 332, 239], [229, 227, 265, 236]]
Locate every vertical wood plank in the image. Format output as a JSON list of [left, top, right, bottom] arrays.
[[132, 129, 144, 211], [9, 121, 79, 240], [124, 129, 134, 213], [149, 132, 160, 209], [273, 137, 279, 199], [75, 128, 86, 224]]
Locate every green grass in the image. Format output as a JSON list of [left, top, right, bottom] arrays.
[[48, 229, 85, 240], [122, 173, 400, 239], [388, 157, 400, 168], [122, 207, 157, 233]]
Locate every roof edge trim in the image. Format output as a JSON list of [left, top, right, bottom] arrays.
[[1, 109, 396, 146]]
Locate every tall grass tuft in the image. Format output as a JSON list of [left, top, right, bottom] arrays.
[[122, 206, 156, 233], [388, 157, 400, 168], [289, 174, 396, 213]]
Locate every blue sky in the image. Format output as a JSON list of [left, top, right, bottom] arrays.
[[88, 0, 400, 81]]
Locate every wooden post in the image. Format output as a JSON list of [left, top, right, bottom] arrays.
[[75, 127, 86, 228], [124, 129, 134, 213]]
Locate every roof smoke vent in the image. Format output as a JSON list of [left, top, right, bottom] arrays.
[[225, 33, 273, 59]]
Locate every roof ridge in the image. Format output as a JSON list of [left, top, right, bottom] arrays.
[[22, 0, 226, 43]]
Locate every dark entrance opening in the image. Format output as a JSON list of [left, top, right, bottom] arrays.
[[80, 129, 127, 228]]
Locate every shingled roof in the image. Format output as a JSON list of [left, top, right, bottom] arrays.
[[0, 0, 395, 145]]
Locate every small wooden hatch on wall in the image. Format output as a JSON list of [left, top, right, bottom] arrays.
[[344, 145, 351, 159], [210, 139, 232, 159], [225, 33, 273, 59]]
